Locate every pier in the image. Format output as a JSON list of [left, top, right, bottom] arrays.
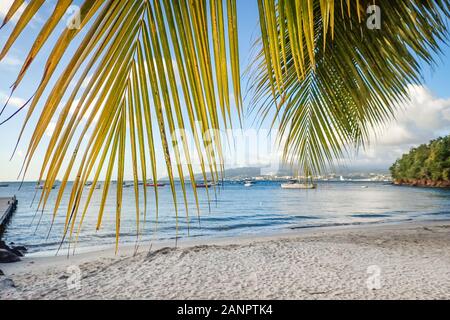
[[0, 196, 18, 238]]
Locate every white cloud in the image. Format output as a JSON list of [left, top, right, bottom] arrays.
[[0, 0, 26, 24], [45, 121, 56, 137], [81, 75, 93, 89], [0, 1, 45, 30], [0, 55, 21, 67], [68, 98, 100, 123], [351, 85, 450, 169], [43, 98, 100, 139], [0, 91, 26, 108]]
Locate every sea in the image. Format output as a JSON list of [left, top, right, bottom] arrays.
[[1, 181, 449, 256]]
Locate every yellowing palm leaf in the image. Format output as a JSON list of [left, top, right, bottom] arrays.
[[252, 0, 449, 174], [0, 0, 242, 251]]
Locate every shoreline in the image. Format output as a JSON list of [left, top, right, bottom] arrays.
[[10, 216, 442, 259], [1, 219, 450, 299], [393, 179, 450, 188], [4, 218, 446, 266]]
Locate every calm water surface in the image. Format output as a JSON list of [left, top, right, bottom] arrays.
[[1, 181, 449, 256]]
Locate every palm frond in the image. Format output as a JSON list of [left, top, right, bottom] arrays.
[[251, 0, 450, 175], [0, 0, 241, 250]]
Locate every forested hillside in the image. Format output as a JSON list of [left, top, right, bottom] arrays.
[[390, 136, 450, 187]]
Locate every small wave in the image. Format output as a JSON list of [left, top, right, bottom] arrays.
[[351, 214, 391, 218], [289, 218, 414, 230], [200, 222, 280, 232], [424, 211, 450, 216]]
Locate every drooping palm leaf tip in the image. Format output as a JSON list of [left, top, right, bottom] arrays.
[[0, 0, 242, 252], [1, 1, 449, 250], [251, 0, 450, 176]]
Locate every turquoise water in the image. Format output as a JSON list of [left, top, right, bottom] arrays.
[[1, 181, 449, 255]]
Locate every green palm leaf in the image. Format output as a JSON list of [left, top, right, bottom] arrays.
[[251, 0, 449, 175], [0, 0, 242, 251]]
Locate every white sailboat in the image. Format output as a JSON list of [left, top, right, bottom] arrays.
[[281, 182, 316, 189], [281, 178, 316, 189], [244, 181, 254, 187]]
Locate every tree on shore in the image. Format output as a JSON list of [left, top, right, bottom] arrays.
[[390, 136, 450, 182]]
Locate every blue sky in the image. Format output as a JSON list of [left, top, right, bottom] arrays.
[[0, 1, 449, 181]]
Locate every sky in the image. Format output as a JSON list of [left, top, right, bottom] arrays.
[[0, 1, 449, 181]]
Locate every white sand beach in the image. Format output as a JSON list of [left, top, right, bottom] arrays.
[[1, 221, 450, 300]]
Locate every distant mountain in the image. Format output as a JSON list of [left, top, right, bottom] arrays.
[[193, 167, 264, 180], [161, 165, 390, 181]]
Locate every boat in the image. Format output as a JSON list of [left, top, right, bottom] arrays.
[[195, 181, 216, 188], [0, 184, 9, 187], [146, 183, 166, 187], [281, 180, 317, 189], [361, 186, 369, 189], [244, 181, 254, 187], [195, 183, 211, 188], [36, 184, 57, 190]]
